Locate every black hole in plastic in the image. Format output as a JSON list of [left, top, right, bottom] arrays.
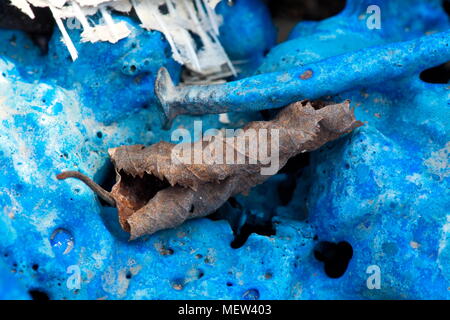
[[32, 264, 39, 271], [171, 279, 184, 291], [158, 247, 174, 256], [268, 0, 347, 42], [28, 289, 50, 300], [278, 153, 310, 205], [314, 241, 353, 278], [230, 221, 275, 249], [280, 152, 310, 175], [444, 0, 450, 16], [158, 3, 169, 15], [96, 131, 103, 139], [98, 161, 116, 207], [269, 0, 346, 20], [420, 62, 450, 84], [0, 3, 55, 54], [228, 197, 242, 209], [126, 271, 132, 279]]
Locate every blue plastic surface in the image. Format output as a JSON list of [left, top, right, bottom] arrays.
[[0, 0, 448, 300]]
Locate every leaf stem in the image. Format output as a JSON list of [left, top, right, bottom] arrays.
[[57, 171, 116, 207]]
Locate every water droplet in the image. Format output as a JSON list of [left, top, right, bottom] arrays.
[[50, 228, 74, 255], [242, 288, 260, 300]]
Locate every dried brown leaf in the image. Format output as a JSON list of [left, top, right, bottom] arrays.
[[58, 100, 363, 240]]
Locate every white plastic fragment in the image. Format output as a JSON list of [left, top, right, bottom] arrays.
[[72, 1, 92, 32], [219, 113, 230, 124], [99, 5, 119, 42], [203, 0, 219, 35], [9, 0, 35, 18], [109, 0, 132, 12], [9, 0, 235, 82], [205, 0, 221, 8], [82, 21, 131, 43], [132, 0, 235, 77], [49, 5, 79, 61]]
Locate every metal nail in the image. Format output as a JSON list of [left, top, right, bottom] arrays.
[[155, 30, 450, 128]]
